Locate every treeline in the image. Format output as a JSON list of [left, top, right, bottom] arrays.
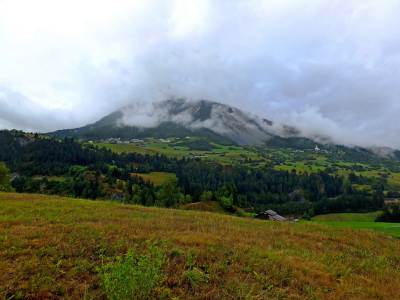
[[0, 130, 385, 216], [0, 130, 179, 175], [176, 160, 384, 215], [12, 170, 191, 208]]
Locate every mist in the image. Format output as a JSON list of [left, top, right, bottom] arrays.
[[1, 0, 400, 148]]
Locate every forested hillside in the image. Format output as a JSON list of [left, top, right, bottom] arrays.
[[0, 130, 387, 217]]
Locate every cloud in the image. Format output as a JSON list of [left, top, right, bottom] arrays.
[[0, 0, 400, 147]]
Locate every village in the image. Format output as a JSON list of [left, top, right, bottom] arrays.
[[97, 136, 193, 145]]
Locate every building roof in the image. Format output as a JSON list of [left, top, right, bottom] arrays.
[[256, 210, 287, 221]]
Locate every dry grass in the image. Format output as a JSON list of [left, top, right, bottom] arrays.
[[1, 192, 400, 299]]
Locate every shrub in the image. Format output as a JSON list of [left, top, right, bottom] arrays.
[[376, 204, 400, 223], [99, 244, 165, 300], [183, 250, 209, 289], [218, 195, 234, 211], [184, 268, 209, 289], [0, 162, 13, 192], [200, 191, 213, 202]]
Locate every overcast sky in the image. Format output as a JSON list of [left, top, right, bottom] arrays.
[[1, 0, 400, 148]]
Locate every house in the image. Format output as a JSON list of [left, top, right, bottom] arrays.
[[255, 210, 287, 221], [106, 138, 121, 144], [129, 138, 144, 143], [384, 198, 400, 205]]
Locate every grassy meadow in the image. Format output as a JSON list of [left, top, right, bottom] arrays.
[[311, 212, 400, 238], [131, 172, 177, 186], [1, 192, 400, 299], [96, 139, 266, 166]]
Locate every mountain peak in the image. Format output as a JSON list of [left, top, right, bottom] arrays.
[[115, 99, 278, 145], [50, 99, 294, 145]]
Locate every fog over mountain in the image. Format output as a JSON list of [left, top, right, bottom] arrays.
[[1, 0, 400, 148], [54, 99, 291, 145], [118, 99, 284, 144]]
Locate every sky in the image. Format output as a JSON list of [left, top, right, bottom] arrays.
[[0, 0, 400, 148]]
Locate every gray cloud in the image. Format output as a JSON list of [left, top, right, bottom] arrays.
[[0, 0, 400, 148]]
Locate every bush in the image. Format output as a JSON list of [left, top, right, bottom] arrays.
[[200, 190, 213, 202], [218, 194, 234, 211], [376, 204, 400, 223], [99, 244, 165, 300], [0, 162, 13, 192], [183, 250, 209, 289]]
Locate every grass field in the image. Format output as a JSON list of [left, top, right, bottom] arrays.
[[1, 193, 400, 299], [312, 212, 400, 238], [131, 172, 177, 186], [96, 141, 400, 191], [180, 201, 226, 213], [96, 140, 267, 166]]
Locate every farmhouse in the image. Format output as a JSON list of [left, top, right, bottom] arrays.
[[385, 198, 400, 205], [255, 209, 287, 221]]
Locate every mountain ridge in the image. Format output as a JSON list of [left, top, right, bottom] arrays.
[[49, 98, 400, 159], [51, 99, 298, 145]]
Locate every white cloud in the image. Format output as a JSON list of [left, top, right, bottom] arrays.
[[0, 0, 400, 147]]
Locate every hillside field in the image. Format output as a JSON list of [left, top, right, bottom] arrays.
[[95, 139, 266, 165], [1, 192, 400, 299], [95, 139, 400, 192], [131, 172, 177, 186], [311, 212, 400, 238]]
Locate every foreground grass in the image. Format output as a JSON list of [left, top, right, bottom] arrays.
[[1, 193, 400, 299], [311, 212, 400, 238]]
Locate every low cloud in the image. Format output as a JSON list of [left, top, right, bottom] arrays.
[[0, 0, 400, 148]]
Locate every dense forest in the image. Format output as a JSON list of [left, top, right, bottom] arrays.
[[0, 130, 385, 217]]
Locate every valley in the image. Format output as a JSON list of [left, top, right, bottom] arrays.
[[1, 100, 400, 300], [94, 137, 266, 165], [2, 2, 400, 299], [94, 136, 400, 193]]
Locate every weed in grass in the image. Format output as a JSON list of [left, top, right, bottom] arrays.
[[224, 280, 257, 300], [182, 249, 210, 289], [98, 244, 165, 300], [184, 268, 209, 289], [169, 248, 183, 258], [185, 249, 197, 269]]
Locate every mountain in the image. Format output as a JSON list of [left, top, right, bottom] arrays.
[[369, 146, 400, 159], [50, 99, 303, 145], [49, 98, 400, 159]]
